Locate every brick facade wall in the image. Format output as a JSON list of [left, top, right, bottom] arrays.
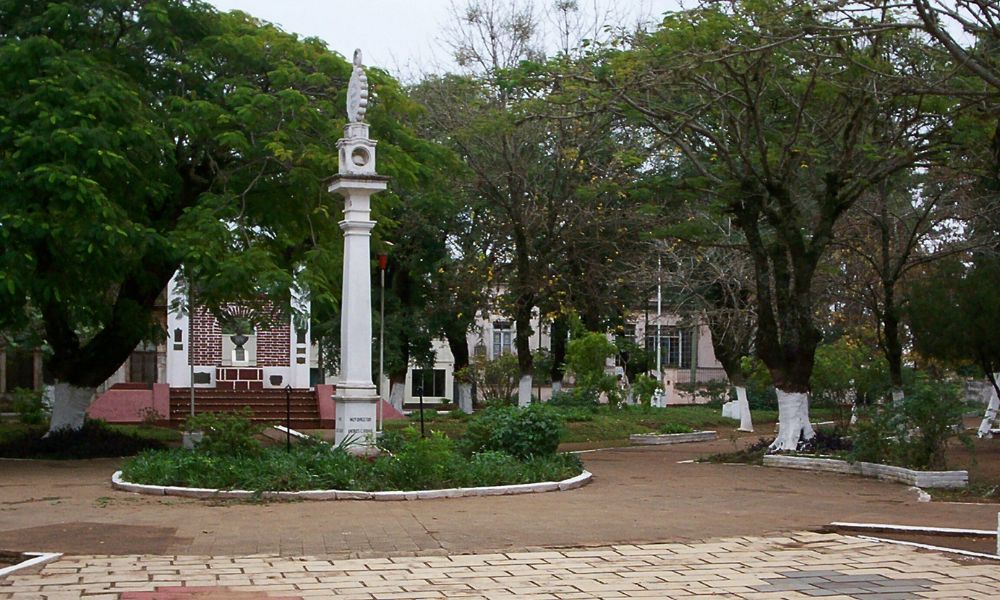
[[190, 305, 291, 368]]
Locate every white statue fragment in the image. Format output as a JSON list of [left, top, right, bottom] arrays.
[[347, 49, 369, 124]]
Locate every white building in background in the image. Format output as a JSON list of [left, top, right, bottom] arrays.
[[382, 302, 727, 408]]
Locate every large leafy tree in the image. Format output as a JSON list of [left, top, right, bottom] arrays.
[[413, 0, 650, 406], [908, 257, 1000, 436], [0, 0, 442, 432], [596, 0, 949, 449]]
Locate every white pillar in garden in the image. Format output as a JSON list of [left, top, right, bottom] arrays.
[[978, 374, 1000, 439], [328, 49, 388, 452]]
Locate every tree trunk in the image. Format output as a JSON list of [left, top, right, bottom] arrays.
[[882, 294, 905, 391], [444, 325, 471, 410], [735, 385, 753, 432], [513, 291, 534, 407], [770, 390, 816, 452], [388, 379, 406, 412], [978, 372, 1000, 438], [46, 383, 95, 435], [457, 382, 473, 414], [549, 313, 568, 393], [518, 374, 532, 407]]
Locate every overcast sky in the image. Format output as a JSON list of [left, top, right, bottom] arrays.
[[208, 1, 686, 78]]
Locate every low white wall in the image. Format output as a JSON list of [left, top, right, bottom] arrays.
[[762, 455, 968, 488]]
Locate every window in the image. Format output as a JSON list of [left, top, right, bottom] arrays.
[[492, 321, 513, 357], [645, 328, 692, 368], [411, 368, 447, 397], [128, 341, 158, 384]]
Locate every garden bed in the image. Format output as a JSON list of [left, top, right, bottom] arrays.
[[112, 468, 591, 500], [763, 455, 968, 488], [629, 431, 716, 445]]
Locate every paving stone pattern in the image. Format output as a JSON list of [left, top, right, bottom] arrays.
[[1, 533, 998, 599]]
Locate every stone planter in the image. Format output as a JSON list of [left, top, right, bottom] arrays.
[[629, 431, 716, 445], [111, 469, 592, 501], [762, 455, 968, 488]]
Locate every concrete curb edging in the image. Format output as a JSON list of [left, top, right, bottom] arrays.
[[111, 469, 592, 501], [0, 552, 63, 578], [629, 431, 716, 445], [763, 455, 968, 488]]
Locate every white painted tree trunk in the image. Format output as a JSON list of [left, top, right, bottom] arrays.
[[46, 382, 94, 435], [769, 390, 815, 452], [735, 385, 753, 432], [977, 374, 1000, 439], [389, 381, 405, 412], [891, 387, 904, 406], [551, 380, 562, 395], [457, 382, 473, 414], [518, 374, 532, 407]]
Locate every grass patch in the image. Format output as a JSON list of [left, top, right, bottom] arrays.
[[385, 404, 794, 445], [0, 419, 169, 459], [929, 480, 1000, 504], [120, 438, 582, 492]]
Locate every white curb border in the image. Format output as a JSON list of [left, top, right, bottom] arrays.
[[762, 455, 968, 488], [111, 469, 592, 501], [629, 431, 716, 445], [0, 552, 62, 578], [830, 521, 996, 537], [853, 535, 1000, 561]]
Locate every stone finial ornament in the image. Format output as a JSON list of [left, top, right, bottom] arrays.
[[347, 49, 369, 123]]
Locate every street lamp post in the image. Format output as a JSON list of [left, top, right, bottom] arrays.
[[377, 251, 388, 433]]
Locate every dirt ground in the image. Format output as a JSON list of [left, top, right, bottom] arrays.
[[1, 435, 998, 559]]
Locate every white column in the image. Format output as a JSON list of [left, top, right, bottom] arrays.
[[328, 179, 386, 450]]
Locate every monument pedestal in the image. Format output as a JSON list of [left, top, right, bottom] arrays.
[[334, 390, 379, 450]]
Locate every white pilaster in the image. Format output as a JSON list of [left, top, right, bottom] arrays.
[[166, 271, 191, 387]]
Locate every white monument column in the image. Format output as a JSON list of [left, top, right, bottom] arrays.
[[328, 50, 388, 451]]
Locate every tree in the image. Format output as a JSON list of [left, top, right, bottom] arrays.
[[827, 172, 988, 401], [418, 0, 650, 406], [0, 0, 444, 432], [598, 1, 949, 449], [908, 257, 1000, 436], [911, 0, 1000, 93]]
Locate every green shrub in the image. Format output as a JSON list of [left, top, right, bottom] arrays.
[[185, 409, 264, 456], [458, 354, 519, 406], [657, 422, 694, 434], [378, 425, 420, 454], [548, 387, 599, 409], [459, 404, 563, 458], [11, 387, 47, 425], [120, 437, 583, 492], [631, 374, 660, 406], [849, 378, 969, 470], [565, 331, 620, 405], [373, 432, 467, 490]]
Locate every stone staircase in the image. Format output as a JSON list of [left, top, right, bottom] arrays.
[[168, 388, 325, 429]]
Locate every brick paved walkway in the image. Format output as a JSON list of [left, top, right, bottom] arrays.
[[2, 533, 997, 599]]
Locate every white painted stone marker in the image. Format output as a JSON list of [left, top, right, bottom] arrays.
[[328, 49, 388, 451]]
